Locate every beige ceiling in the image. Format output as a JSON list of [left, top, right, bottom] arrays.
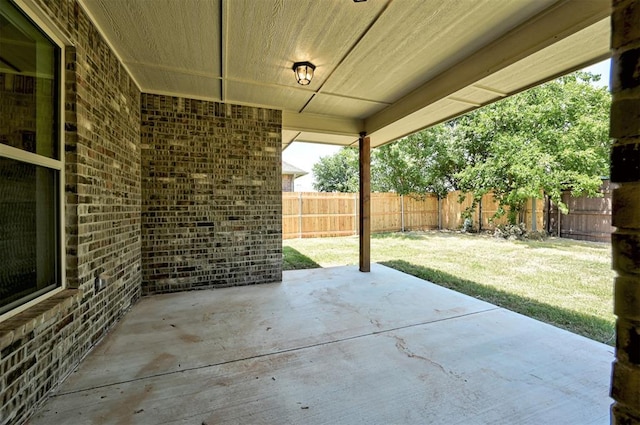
[[78, 0, 611, 150]]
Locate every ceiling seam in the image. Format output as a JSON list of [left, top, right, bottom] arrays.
[[282, 132, 303, 152], [224, 77, 388, 105], [124, 61, 222, 78], [310, 91, 392, 106], [448, 97, 482, 107], [220, 0, 228, 102], [298, 94, 317, 113], [472, 85, 507, 97], [298, 0, 394, 114], [141, 87, 293, 110]]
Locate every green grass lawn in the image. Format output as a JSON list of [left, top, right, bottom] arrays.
[[283, 231, 615, 345]]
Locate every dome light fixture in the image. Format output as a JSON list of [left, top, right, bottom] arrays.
[[292, 61, 316, 85]]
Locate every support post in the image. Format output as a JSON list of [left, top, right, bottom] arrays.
[[610, 1, 640, 422], [359, 132, 370, 272]]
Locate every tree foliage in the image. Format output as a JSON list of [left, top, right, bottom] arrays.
[[373, 124, 460, 199], [450, 72, 610, 222], [312, 72, 611, 223], [312, 147, 359, 192]]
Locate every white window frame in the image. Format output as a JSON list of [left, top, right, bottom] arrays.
[[0, 0, 68, 321]]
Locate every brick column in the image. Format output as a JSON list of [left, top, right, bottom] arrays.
[[610, 0, 640, 423]]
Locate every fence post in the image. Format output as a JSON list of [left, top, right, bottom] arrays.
[[438, 197, 442, 230], [531, 197, 537, 231], [298, 192, 303, 238], [401, 194, 405, 232], [354, 193, 358, 235]]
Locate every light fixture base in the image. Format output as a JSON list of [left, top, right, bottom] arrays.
[[292, 61, 316, 85]]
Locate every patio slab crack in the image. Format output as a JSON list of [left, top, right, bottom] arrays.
[[54, 306, 499, 396]]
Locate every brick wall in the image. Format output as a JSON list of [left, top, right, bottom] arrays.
[[282, 174, 294, 192], [140, 94, 282, 294], [610, 0, 640, 422], [1, 2, 284, 423], [0, 1, 141, 423]]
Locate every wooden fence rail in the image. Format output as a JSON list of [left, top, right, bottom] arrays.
[[283, 191, 544, 239]]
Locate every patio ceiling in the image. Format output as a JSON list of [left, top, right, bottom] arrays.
[[78, 0, 611, 149]]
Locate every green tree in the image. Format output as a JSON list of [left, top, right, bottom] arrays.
[[371, 141, 416, 194], [312, 147, 359, 192], [312, 72, 610, 223], [373, 124, 461, 199], [451, 72, 610, 223]]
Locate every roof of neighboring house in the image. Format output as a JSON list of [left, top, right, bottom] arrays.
[[282, 161, 308, 178]]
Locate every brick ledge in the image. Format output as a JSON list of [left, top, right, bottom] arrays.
[[0, 289, 81, 352]]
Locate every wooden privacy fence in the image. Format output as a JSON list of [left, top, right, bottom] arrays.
[[283, 192, 544, 239], [547, 180, 614, 243]]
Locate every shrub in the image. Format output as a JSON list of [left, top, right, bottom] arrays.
[[462, 218, 475, 233], [494, 223, 546, 241]]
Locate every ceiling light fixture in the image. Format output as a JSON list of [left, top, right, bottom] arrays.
[[292, 61, 316, 85]]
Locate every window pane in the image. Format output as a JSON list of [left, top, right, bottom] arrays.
[[0, 0, 59, 159], [0, 157, 59, 313]]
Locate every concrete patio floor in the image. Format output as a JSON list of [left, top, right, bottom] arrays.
[[30, 264, 613, 424]]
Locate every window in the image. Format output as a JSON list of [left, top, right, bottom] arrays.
[[0, 0, 62, 314]]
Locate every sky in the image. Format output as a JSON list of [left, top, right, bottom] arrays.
[[283, 59, 612, 192]]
